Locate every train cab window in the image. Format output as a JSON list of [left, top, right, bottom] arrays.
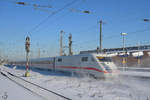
[[81, 57, 88, 62], [96, 56, 111, 62], [58, 58, 62, 62]]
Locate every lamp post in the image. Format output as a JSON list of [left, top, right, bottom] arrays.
[[121, 32, 127, 70]]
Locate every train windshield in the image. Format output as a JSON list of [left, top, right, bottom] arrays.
[[103, 65, 112, 72], [96, 56, 112, 62]]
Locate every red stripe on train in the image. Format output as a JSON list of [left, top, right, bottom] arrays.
[[57, 66, 109, 73]]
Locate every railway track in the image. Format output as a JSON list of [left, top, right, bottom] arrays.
[[120, 74, 150, 80], [0, 71, 71, 100]]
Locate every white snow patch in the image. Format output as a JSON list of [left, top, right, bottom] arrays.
[[1, 65, 150, 100]]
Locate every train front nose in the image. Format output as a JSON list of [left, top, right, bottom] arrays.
[[103, 63, 119, 77], [103, 70, 119, 78], [106, 69, 119, 78]]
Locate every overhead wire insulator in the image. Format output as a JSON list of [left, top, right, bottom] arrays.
[[16, 2, 27, 5], [83, 10, 90, 14], [70, 8, 90, 14], [33, 4, 52, 8], [16, 2, 52, 9], [144, 19, 150, 22]]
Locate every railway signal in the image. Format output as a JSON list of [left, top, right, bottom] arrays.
[[25, 36, 30, 77], [68, 34, 73, 55]]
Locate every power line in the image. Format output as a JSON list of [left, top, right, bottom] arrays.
[[1, 0, 52, 8], [28, 1, 89, 34], [32, 10, 72, 34], [103, 27, 150, 40], [128, 28, 150, 35], [28, 0, 79, 34], [1, 0, 79, 34], [73, 27, 150, 50]]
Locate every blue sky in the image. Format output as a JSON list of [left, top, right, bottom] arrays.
[[0, 0, 150, 60]]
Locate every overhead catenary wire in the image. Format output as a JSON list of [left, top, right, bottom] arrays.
[[73, 27, 150, 50], [31, 2, 89, 34], [0, 0, 52, 8], [28, 0, 79, 34], [103, 27, 150, 40], [32, 10, 72, 34]]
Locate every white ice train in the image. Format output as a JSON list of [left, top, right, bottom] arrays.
[[28, 53, 118, 78]]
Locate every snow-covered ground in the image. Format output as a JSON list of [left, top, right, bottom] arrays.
[[0, 68, 44, 100], [119, 67, 150, 77], [1, 65, 150, 100], [120, 70, 150, 78]]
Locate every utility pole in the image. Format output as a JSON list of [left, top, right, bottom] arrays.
[[68, 34, 73, 55], [99, 20, 103, 53], [60, 30, 64, 56]]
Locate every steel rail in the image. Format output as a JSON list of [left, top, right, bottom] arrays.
[[0, 71, 71, 100]]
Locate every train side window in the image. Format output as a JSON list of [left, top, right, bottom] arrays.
[[58, 58, 62, 62], [81, 57, 88, 62]]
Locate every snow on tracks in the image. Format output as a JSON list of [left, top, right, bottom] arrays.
[[0, 71, 71, 100]]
